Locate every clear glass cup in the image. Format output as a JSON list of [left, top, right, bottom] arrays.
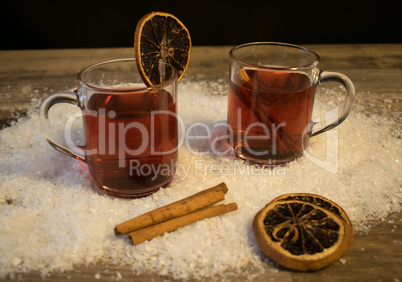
[[39, 58, 178, 198], [227, 42, 355, 165]]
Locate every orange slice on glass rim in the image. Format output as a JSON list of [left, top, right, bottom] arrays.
[[134, 11, 192, 86], [253, 195, 353, 271]]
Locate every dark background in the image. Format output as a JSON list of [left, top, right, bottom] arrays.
[[1, 0, 399, 50]]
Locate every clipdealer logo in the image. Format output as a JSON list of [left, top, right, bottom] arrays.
[[63, 107, 340, 176]]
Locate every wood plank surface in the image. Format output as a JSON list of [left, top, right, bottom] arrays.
[[0, 45, 401, 281]]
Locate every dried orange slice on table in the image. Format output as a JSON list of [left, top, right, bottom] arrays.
[[134, 11, 192, 86], [253, 193, 353, 271], [272, 193, 353, 231]]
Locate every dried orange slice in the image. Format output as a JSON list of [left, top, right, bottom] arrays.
[[253, 198, 353, 271], [272, 193, 353, 232], [134, 11, 192, 86]]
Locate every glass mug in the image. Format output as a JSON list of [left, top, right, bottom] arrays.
[[39, 59, 179, 198], [227, 42, 355, 165]]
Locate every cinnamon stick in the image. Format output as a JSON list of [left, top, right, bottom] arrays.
[[128, 202, 238, 245], [114, 182, 228, 236]]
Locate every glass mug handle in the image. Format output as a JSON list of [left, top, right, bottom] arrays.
[[311, 71, 355, 136], [38, 90, 85, 162]]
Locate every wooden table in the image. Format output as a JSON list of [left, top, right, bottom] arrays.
[[1, 45, 401, 281]]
